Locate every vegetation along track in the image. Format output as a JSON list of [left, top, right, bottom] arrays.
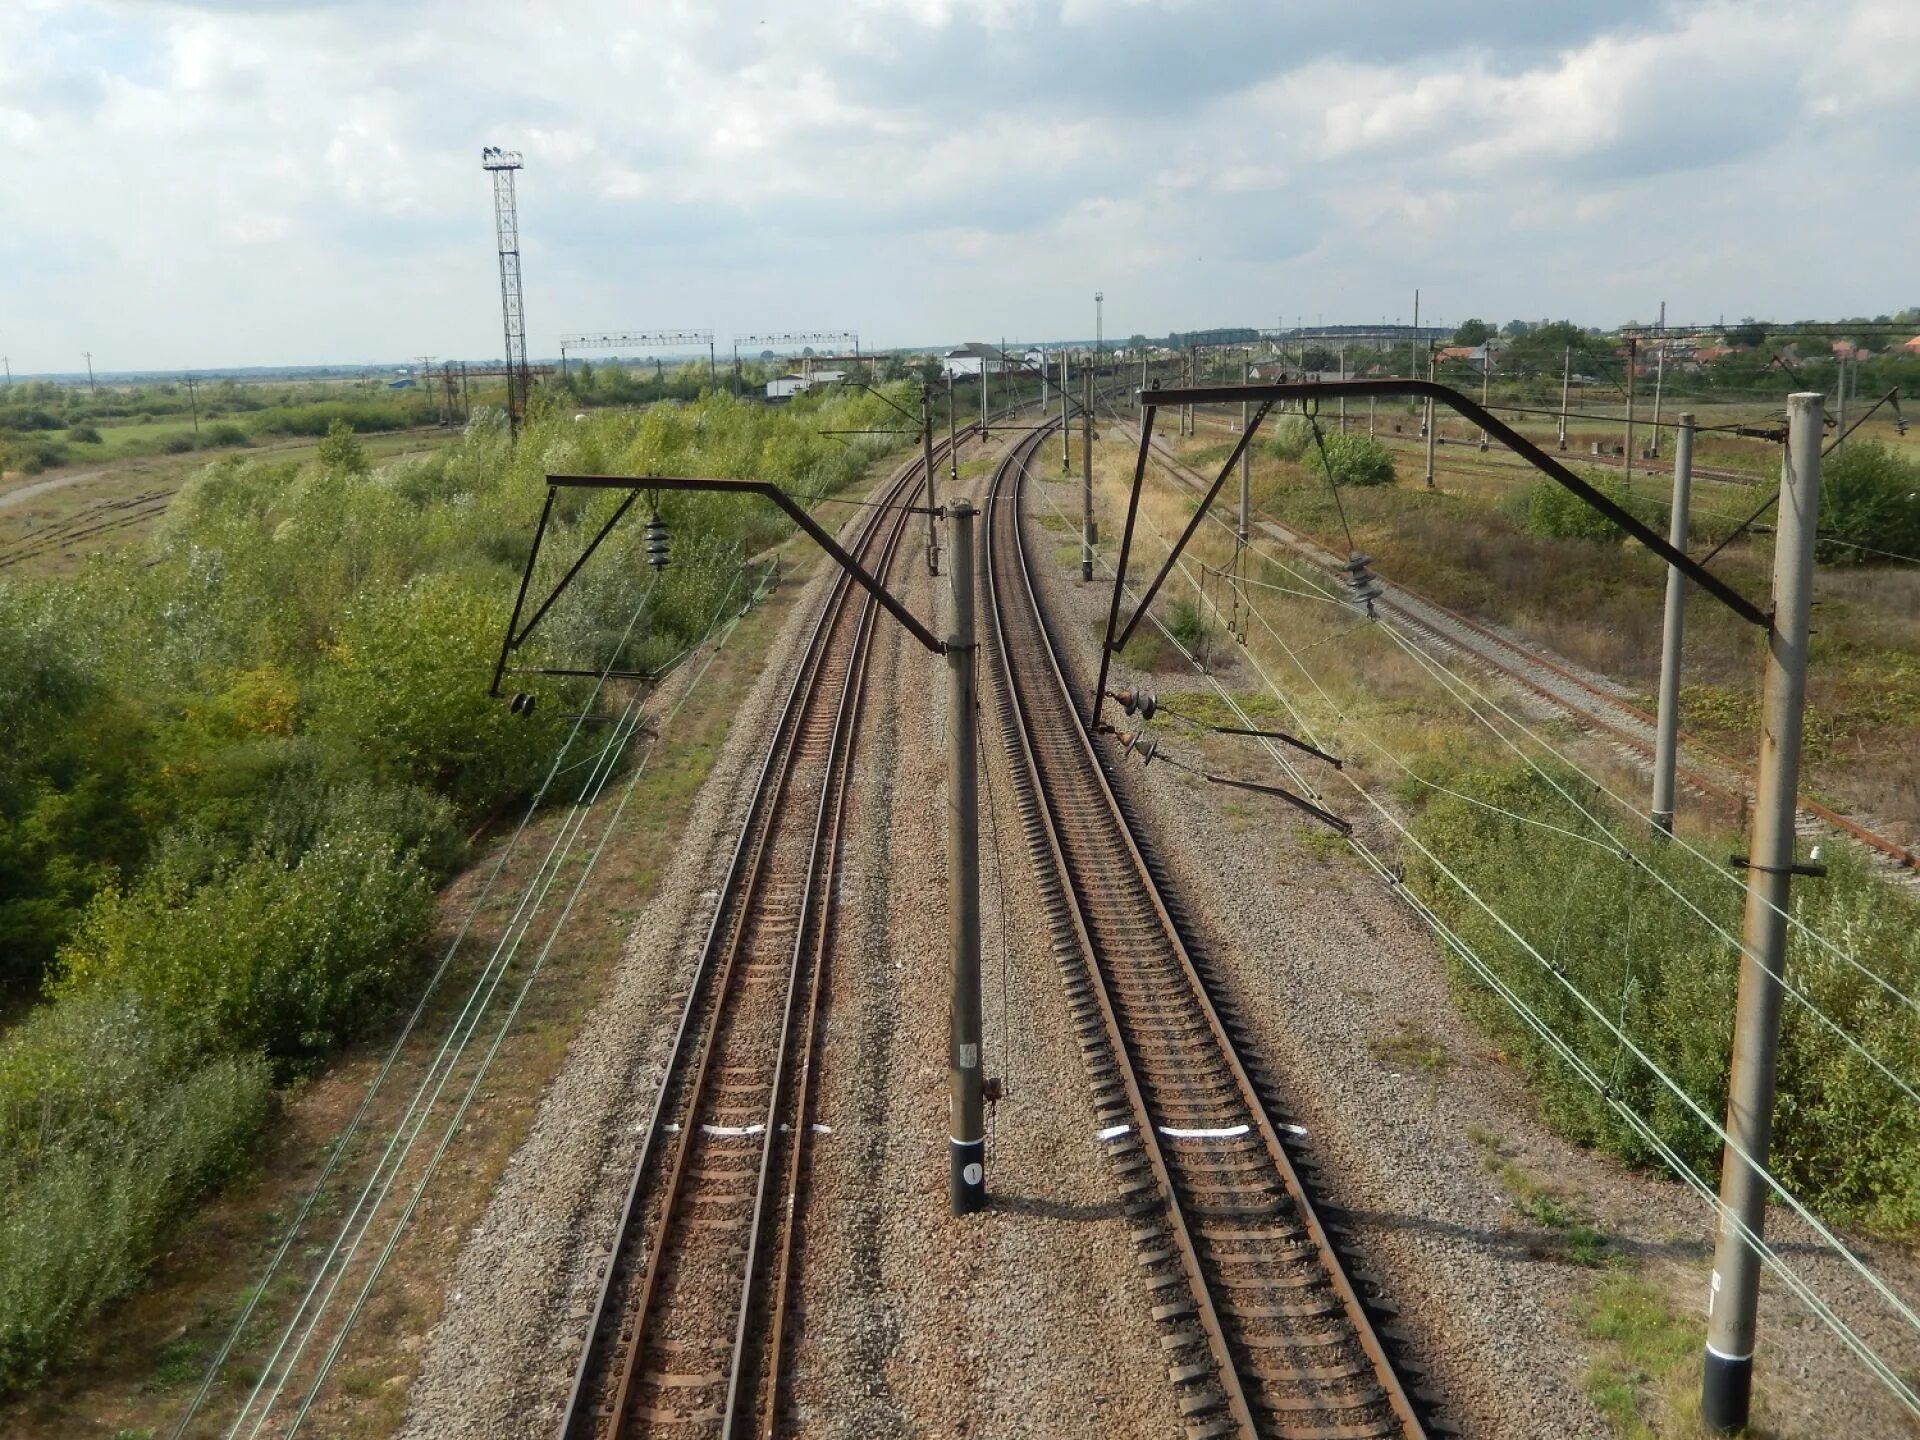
[[559, 435, 944, 1439], [985, 420, 1431, 1440], [1131, 423, 1920, 879]]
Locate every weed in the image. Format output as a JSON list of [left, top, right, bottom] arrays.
[[1367, 1019, 1451, 1074]]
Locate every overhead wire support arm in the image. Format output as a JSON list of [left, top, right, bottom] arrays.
[[1121, 378, 1770, 639], [540, 473, 946, 656]]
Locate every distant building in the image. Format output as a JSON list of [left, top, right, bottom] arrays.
[[942, 342, 1013, 378], [766, 374, 810, 400], [1902, 336, 1920, 355]]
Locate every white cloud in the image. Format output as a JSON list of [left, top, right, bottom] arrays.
[[0, 0, 1909, 372]]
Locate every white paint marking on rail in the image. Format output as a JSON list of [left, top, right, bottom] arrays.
[[1158, 1124, 1250, 1140], [701, 1122, 766, 1137], [1096, 1123, 1133, 1141]]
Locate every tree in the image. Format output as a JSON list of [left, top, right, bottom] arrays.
[[1727, 317, 1768, 349], [1453, 318, 1493, 346], [1501, 319, 1535, 338], [316, 417, 370, 476]]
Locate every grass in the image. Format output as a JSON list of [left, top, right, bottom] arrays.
[[1366, 1018, 1451, 1075], [1578, 1271, 1723, 1440]]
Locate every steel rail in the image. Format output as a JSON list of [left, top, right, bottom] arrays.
[[984, 422, 1427, 1440], [558, 431, 950, 1439]]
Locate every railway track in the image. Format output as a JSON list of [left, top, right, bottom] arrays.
[[985, 421, 1430, 1440], [0, 487, 176, 569], [1126, 422, 1920, 879], [557, 437, 942, 1439]]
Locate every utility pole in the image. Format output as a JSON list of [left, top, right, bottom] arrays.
[[1699, 393, 1825, 1436], [1139, 350, 1146, 411], [1480, 342, 1491, 446], [947, 370, 958, 489], [1624, 336, 1637, 492], [946, 499, 985, 1215], [1410, 288, 1419, 385], [1082, 369, 1096, 581], [979, 361, 987, 435], [1239, 358, 1251, 543], [1094, 291, 1104, 368], [1650, 414, 1694, 836], [922, 386, 939, 574], [1337, 346, 1347, 432], [1060, 352, 1070, 472], [1835, 355, 1848, 437], [1368, 394, 1376, 439], [1424, 346, 1437, 488], [184, 374, 200, 432], [3, 356, 11, 389], [1558, 346, 1571, 450], [1651, 345, 1666, 459], [83, 351, 96, 395]]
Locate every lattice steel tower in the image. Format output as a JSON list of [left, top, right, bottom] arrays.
[[482, 147, 530, 436]]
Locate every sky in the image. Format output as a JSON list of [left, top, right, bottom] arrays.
[[1, 0, 1916, 374]]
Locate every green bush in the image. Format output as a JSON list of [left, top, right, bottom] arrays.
[[65, 424, 102, 445], [315, 417, 370, 476], [1319, 432, 1396, 487], [1523, 473, 1631, 542], [1165, 597, 1213, 652], [2, 435, 70, 475], [0, 993, 270, 1393], [200, 421, 250, 449], [55, 820, 434, 1064], [1817, 442, 1920, 565], [1264, 415, 1313, 462], [159, 433, 197, 455], [1408, 762, 1920, 1230]]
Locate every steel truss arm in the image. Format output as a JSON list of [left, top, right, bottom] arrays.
[[544, 474, 945, 655], [1127, 377, 1770, 631]]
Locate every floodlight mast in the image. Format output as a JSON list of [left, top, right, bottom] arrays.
[[482, 147, 531, 436]]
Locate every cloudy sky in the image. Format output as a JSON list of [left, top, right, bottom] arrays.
[[1, 0, 1914, 373]]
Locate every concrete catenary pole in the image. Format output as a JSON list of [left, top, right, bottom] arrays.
[[1650, 414, 1695, 835], [1624, 336, 1638, 492], [1650, 345, 1666, 459], [1081, 370, 1097, 580], [1337, 346, 1347, 432], [1424, 347, 1437, 489], [1558, 345, 1572, 450], [1061, 352, 1071, 472], [945, 499, 985, 1215], [922, 387, 939, 574], [1699, 393, 1825, 1435], [1239, 358, 1252, 543], [947, 371, 958, 489], [979, 357, 988, 436]]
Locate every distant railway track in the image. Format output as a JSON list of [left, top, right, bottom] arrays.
[[0, 487, 176, 570], [1129, 425, 1919, 878], [985, 421, 1430, 1440], [557, 430, 956, 1439]]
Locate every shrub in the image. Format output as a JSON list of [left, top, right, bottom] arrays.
[[309, 572, 568, 811], [1817, 442, 1920, 565], [200, 421, 250, 449], [55, 819, 435, 1064], [1319, 432, 1396, 487], [316, 417, 370, 476], [2, 435, 70, 476], [0, 992, 271, 1394], [159, 433, 197, 455], [1524, 474, 1630, 542], [1166, 597, 1213, 651], [1264, 415, 1313, 462], [1408, 762, 1920, 1230], [65, 424, 102, 445]]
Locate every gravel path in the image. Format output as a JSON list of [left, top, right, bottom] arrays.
[[1023, 461, 1920, 1439]]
